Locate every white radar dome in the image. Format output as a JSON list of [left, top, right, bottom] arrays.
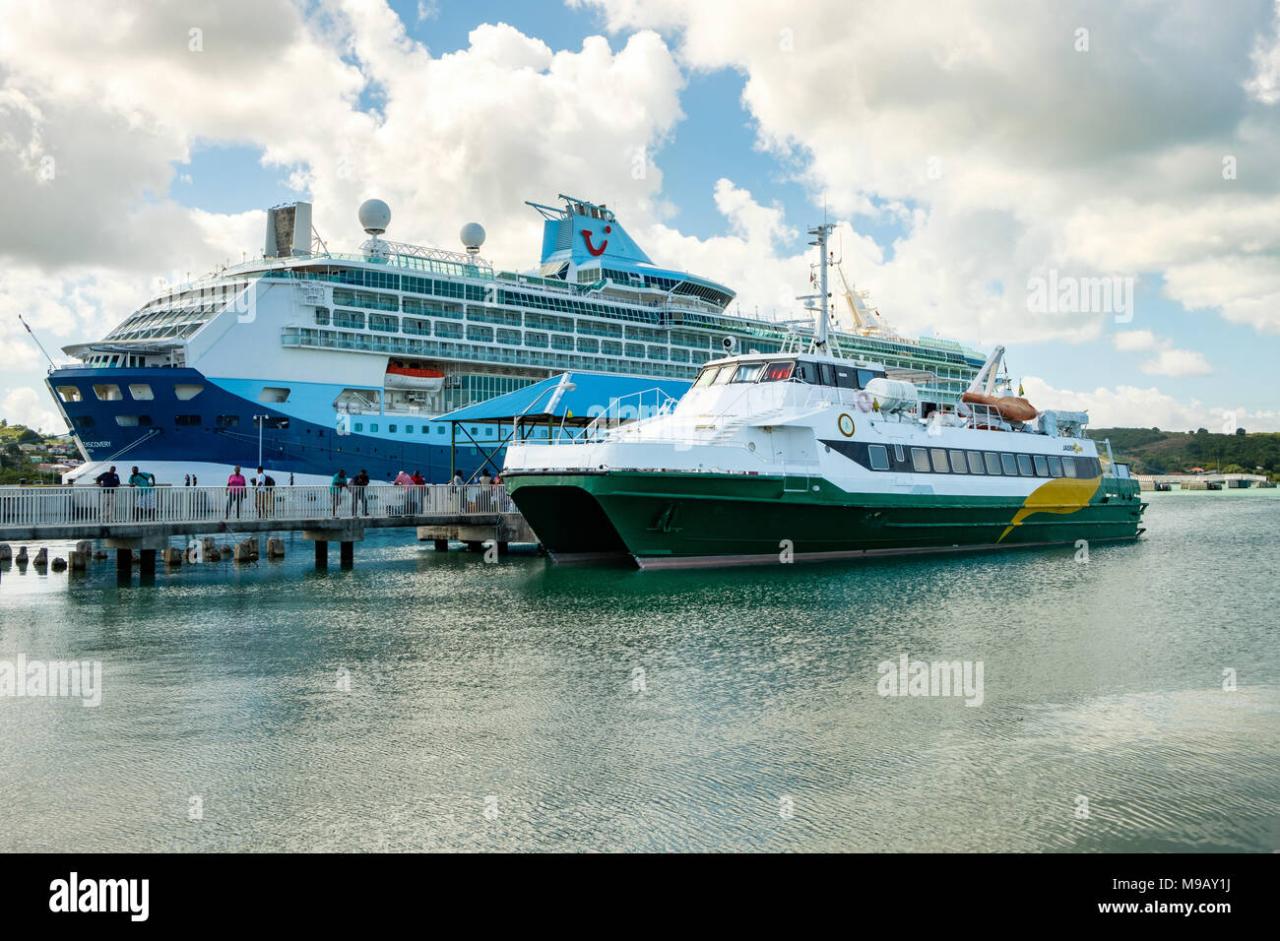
[[358, 198, 392, 236], [460, 222, 486, 253]]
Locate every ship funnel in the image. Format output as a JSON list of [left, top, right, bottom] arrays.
[[265, 202, 313, 258]]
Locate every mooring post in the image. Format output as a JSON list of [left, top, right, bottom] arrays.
[[139, 548, 157, 584], [116, 548, 133, 584], [339, 541, 354, 568], [315, 539, 329, 568]]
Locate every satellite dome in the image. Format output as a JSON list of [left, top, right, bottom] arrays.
[[358, 198, 391, 236], [460, 222, 486, 253]]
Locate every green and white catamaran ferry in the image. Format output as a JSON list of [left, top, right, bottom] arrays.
[[502, 223, 1147, 568]]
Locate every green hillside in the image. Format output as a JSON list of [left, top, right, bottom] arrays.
[[1088, 427, 1280, 478]]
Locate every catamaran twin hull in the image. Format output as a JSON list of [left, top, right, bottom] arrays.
[[505, 467, 1144, 569]]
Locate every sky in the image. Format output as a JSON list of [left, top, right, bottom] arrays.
[[2, 0, 1279, 433]]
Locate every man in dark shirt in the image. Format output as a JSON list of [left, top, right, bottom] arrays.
[[95, 465, 120, 521], [351, 468, 370, 516]]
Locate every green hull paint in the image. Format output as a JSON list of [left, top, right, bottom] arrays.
[[505, 471, 1145, 566]]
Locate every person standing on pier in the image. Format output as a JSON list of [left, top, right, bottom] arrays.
[[394, 469, 413, 514], [129, 466, 156, 520], [330, 468, 348, 516], [225, 466, 247, 519], [412, 469, 426, 513], [95, 465, 120, 522], [351, 468, 370, 517], [254, 466, 276, 517]]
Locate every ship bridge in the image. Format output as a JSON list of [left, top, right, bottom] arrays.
[[527, 195, 735, 311]]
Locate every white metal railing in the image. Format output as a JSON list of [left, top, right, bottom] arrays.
[[0, 484, 514, 530]]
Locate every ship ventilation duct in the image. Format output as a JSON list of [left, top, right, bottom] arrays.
[[265, 202, 313, 258]]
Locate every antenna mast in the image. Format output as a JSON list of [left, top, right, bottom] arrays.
[[797, 222, 836, 354], [17, 314, 55, 368]]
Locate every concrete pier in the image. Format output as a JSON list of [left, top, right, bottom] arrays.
[[0, 484, 540, 583]]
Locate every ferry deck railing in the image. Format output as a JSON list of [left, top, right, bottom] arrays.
[[0, 484, 515, 531]]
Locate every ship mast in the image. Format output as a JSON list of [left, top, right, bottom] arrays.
[[799, 222, 836, 355]]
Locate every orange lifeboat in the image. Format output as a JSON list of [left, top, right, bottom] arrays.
[[385, 362, 445, 391], [961, 390, 1038, 423]]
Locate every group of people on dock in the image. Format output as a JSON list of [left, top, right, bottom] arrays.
[[88, 461, 504, 521], [92, 465, 156, 520]]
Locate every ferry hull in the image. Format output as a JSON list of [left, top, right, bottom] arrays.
[[505, 471, 1145, 568]]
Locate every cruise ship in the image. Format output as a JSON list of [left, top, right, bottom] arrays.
[[44, 195, 986, 485]]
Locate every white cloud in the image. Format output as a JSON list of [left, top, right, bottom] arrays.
[[1245, 0, 1280, 104], [1112, 330, 1158, 352], [1140, 348, 1212, 378], [1111, 330, 1211, 376], [1023, 377, 1280, 433], [1, 386, 62, 434], [577, 0, 1280, 341]]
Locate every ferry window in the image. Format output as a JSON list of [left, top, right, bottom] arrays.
[[949, 450, 968, 473], [354, 423, 363, 432], [115, 415, 141, 426], [259, 387, 291, 403], [405, 426, 414, 434], [894, 444, 905, 462], [984, 452, 1002, 475], [1001, 453, 1018, 475], [263, 417, 289, 430], [1017, 454, 1034, 476], [216, 415, 239, 428], [794, 361, 818, 384], [911, 448, 930, 472], [175, 415, 202, 426], [834, 366, 857, 390], [930, 448, 950, 473], [967, 452, 985, 475], [713, 366, 736, 386], [437, 427, 445, 435], [762, 361, 795, 382], [92, 384, 122, 401], [370, 423, 379, 433], [1033, 455, 1049, 476], [856, 369, 878, 389], [174, 383, 204, 400], [732, 363, 764, 383], [56, 386, 82, 403], [868, 445, 890, 471], [1062, 456, 1078, 478], [128, 384, 154, 401], [819, 363, 836, 386], [74, 415, 95, 429], [1047, 456, 1063, 477], [389, 424, 397, 433]]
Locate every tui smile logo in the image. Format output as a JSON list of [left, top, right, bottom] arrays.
[[581, 225, 611, 256]]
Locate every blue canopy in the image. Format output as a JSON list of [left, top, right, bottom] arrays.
[[436, 371, 691, 426]]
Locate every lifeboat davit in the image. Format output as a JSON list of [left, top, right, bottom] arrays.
[[385, 363, 445, 391], [961, 390, 1038, 423]]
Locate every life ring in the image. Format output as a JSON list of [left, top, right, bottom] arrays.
[[837, 413, 856, 437]]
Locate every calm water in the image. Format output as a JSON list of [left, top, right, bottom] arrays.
[[1, 490, 1278, 852]]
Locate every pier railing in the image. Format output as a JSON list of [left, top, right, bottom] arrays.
[[0, 484, 515, 530]]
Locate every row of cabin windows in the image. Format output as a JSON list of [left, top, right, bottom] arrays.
[[694, 360, 885, 390], [59, 383, 290, 405], [350, 422, 499, 438], [865, 443, 1085, 479]]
